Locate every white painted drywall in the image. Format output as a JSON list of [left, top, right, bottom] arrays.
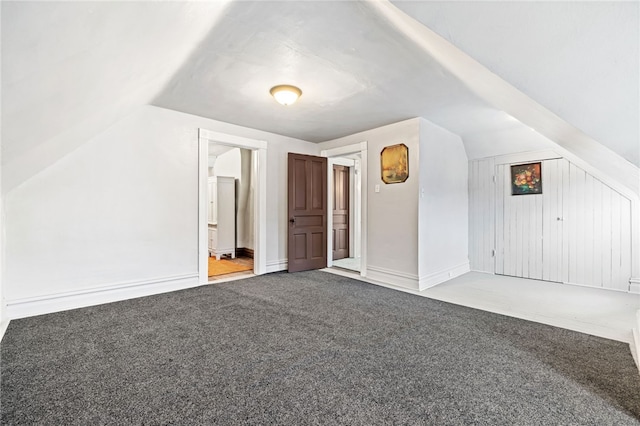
[[213, 147, 257, 251], [0, 135, 5, 337], [418, 118, 469, 288], [237, 149, 255, 251], [214, 148, 241, 180], [5, 106, 199, 301], [4, 105, 319, 307]]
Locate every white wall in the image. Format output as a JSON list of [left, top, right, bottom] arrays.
[[214, 148, 241, 179], [0, 142, 6, 339], [237, 149, 255, 251], [3, 105, 319, 317], [468, 157, 496, 274], [418, 118, 469, 289]]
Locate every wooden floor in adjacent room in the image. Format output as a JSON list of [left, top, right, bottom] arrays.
[[208, 255, 253, 280]]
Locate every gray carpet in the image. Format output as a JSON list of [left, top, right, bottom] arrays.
[[1, 270, 639, 425]]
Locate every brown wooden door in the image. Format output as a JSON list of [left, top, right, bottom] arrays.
[[288, 153, 328, 272], [332, 165, 349, 260]]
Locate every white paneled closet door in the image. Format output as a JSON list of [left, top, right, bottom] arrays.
[[496, 159, 565, 282], [495, 158, 632, 290]]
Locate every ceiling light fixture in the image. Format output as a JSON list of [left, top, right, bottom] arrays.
[[270, 84, 302, 106]]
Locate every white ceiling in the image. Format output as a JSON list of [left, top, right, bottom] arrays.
[[2, 0, 638, 193], [393, 0, 639, 167], [153, 0, 555, 152]]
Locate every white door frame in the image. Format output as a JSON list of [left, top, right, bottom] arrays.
[[321, 141, 368, 278], [198, 129, 267, 283]]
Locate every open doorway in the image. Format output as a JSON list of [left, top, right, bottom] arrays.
[[206, 146, 255, 280], [330, 156, 361, 272], [198, 129, 267, 284], [321, 142, 367, 277]]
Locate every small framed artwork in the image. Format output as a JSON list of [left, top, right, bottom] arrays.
[[381, 143, 409, 184], [511, 162, 542, 195]]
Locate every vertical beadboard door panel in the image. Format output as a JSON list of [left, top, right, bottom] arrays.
[[620, 197, 632, 290], [611, 194, 623, 290], [567, 163, 579, 283], [533, 193, 543, 279], [495, 163, 505, 275], [601, 186, 613, 289], [551, 160, 564, 282], [496, 162, 544, 280], [518, 195, 527, 278], [575, 166, 587, 286], [507, 171, 518, 277], [479, 160, 488, 271], [561, 165, 631, 291], [592, 181, 603, 287], [482, 158, 495, 273], [469, 161, 479, 270], [542, 159, 563, 283], [583, 174, 595, 287], [468, 159, 496, 274], [561, 160, 571, 284]]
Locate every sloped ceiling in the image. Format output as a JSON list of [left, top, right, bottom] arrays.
[[393, 0, 639, 167], [1, 1, 231, 192], [2, 0, 638, 194]]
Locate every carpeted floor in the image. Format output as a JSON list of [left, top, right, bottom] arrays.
[[2, 270, 639, 424]]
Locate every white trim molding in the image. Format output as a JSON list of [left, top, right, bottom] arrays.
[[632, 310, 640, 372], [266, 259, 288, 273], [0, 319, 10, 343], [199, 129, 268, 151], [5, 274, 199, 320], [489, 150, 562, 166], [419, 262, 470, 291], [630, 278, 640, 294], [367, 265, 419, 290]]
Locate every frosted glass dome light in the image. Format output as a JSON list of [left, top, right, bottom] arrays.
[[270, 85, 302, 106]]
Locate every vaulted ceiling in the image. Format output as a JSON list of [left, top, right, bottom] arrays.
[[2, 1, 638, 193]]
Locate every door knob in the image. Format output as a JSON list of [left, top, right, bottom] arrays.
[[557, 217, 563, 221], [289, 218, 295, 223]]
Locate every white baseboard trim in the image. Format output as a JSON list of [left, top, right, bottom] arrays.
[[0, 319, 10, 342], [633, 310, 640, 374], [419, 262, 470, 291], [366, 265, 419, 290], [5, 273, 200, 320], [629, 278, 640, 294], [266, 259, 287, 273]]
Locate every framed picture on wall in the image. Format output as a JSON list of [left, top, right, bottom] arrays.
[[511, 162, 542, 195], [381, 143, 409, 184]]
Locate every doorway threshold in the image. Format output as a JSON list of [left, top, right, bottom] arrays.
[[207, 271, 255, 284], [324, 267, 362, 280]]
